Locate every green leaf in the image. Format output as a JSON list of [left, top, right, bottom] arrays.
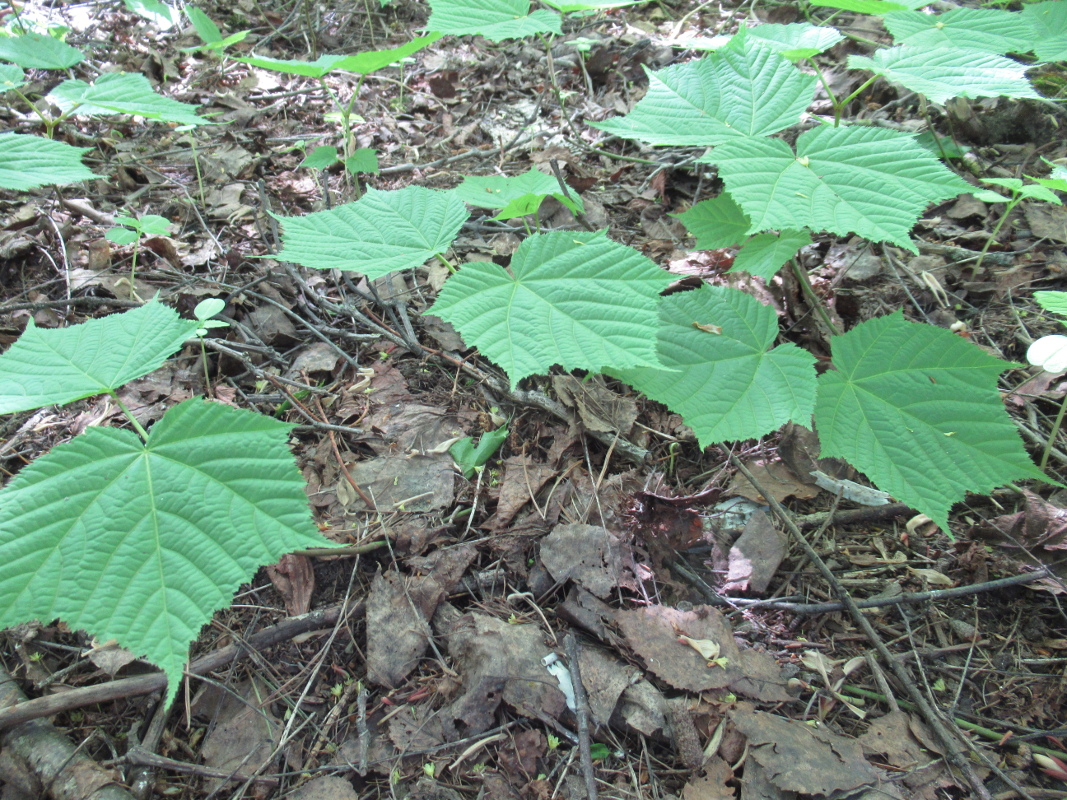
[[453, 168, 584, 220], [814, 311, 1044, 530], [1024, 0, 1067, 62], [0, 32, 84, 69], [1035, 290, 1067, 319], [0, 132, 99, 191], [540, 0, 644, 11], [980, 177, 1063, 204], [592, 40, 816, 147], [344, 147, 380, 175], [1033, 158, 1067, 194], [106, 227, 140, 245], [884, 8, 1033, 55], [676, 194, 750, 249], [274, 186, 468, 278], [0, 300, 198, 414], [610, 285, 817, 447], [742, 23, 844, 61], [0, 64, 25, 90], [187, 6, 223, 43], [0, 398, 329, 708], [237, 34, 441, 77], [300, 145, 340, 169], [182, 8, 250, 53], [47, 73, 206, 126], [711, 126, 970, 252], [123, 0, 181, 29], [1033, 176, 1067, 194], [450, 425, 509, 478], [809, 0, 917, 14], [914, 131, 967, 160], [429, 231, 671, 387], [426, 0, 561, 41], [1020, 184, 1063, 204], [731, 230, 812, 280], [138, 214, 173, 234], [847, 46, 1039, 105], [194, 298, 227, 321]]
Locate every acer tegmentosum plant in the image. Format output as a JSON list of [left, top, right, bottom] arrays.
[[0, 302, 332, 707], [0, 0, 1062, 709], [272, 16, 1059, 532]]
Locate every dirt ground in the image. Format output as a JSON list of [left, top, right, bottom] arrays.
[[1, 0, 1067, 798]]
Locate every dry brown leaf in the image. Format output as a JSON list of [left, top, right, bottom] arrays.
[[729, 706, 878, 797], [681, 755, 735, 800], [265, 553, 315, 616], [539, 523, 634, 599], [723, 510, 785, 594], [728, 460, 820, 505]]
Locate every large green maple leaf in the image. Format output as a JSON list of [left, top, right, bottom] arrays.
[[429, 231, 671, 387], [237, 35, 441, 77], [0, 132, 100, 191], [815, 312, 1045, 530], [711, 125, 970, 252], [0, 32, 84, 69], [426, 0, 560, 41], [849, 46, 1039, 105], [884, 8, 1032, 55], [0, 299, 197, 413], [591, 39, 816, 147], [274, 186, 468, 277], [0, 399, 327, 707], [611, 285, 817, 446], [47, 73, 205, 125], [1024, 1, 1067, 62]]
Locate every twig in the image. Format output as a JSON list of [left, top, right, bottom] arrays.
[[730, 455, 995, 800], [127, 696, 170, 799], [794, 502, 915, 530], [749, 569, 1050, 615], [123, 747, 278, 787], [311, 394, 376, 510], [0, 601, 364, 731], [548, 159, 596, 232], [564, 632, 598, 800], [379, 132, 542, 175], [0, 296, 141, 315]]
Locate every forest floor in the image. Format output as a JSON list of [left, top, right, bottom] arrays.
[[2, 0, 1067, 798]]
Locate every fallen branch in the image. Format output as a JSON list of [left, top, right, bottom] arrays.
[[0, 663, 138, 800]]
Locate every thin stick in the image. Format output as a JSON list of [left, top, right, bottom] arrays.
[[312, 394, 377, 511], [565, 632, 598, 800]]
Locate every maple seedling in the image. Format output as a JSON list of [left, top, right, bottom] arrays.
[[450, 424, 509, 479], [0, 301, 332, 708], [300, 146, 380, 199], [183, 6, 250, 62], [106, 213, 171, 296], [193, 298, 230, 394], [1028, 291, 1067, 470], [971, 178, 1063, 272]]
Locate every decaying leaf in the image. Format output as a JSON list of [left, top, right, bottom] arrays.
[[730, 706, 879, 796], [539, 523, 635, 599]]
